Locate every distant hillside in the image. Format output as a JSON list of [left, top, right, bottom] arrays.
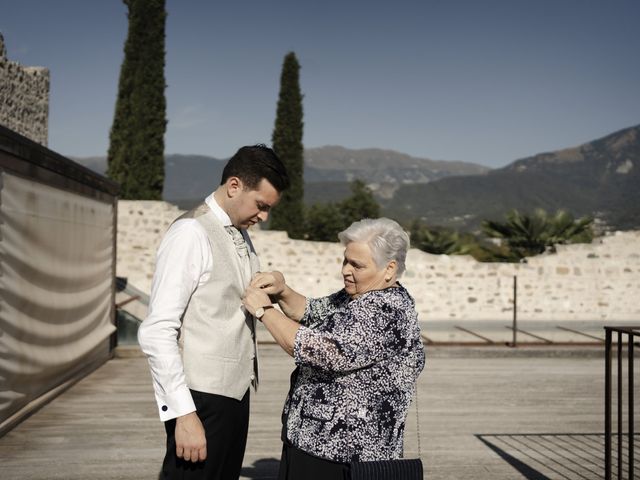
[[385, 124, 640, 231], [70, 154, 227, 207], [162, 154, 226, 204], [72, 146, 489, 207], [304, 146, 488, 183], [304, 181, 354, 205], [71, 126, 640, 231]]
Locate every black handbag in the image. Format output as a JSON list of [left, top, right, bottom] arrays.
[[350, 458, 423, 479]]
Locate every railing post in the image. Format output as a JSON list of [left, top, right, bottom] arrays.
[[605, 327, 612, 480], [605, 327, 640, 479], [629, 335, 634, 478], [512, 275, 517, 348], [618, 331, 623, 480]]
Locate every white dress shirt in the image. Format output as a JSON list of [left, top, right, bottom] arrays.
[[138, 193, 232, 421]]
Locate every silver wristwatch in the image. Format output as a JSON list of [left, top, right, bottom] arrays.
[[255, 304, 274, 320]]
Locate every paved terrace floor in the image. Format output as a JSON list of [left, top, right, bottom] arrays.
[[0, 344, 635, 480]]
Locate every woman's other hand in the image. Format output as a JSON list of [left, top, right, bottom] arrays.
[[242, 286, 272, 316], [250, 271, 286, 297]]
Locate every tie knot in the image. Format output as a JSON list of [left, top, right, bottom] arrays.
[[225, 226, 249, 258]]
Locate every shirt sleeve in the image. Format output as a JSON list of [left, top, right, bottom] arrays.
[[137, 219, 212, 422], [293, 292, 407, 373]]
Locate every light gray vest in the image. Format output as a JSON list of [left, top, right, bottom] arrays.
[[176, 203, 260, 400]]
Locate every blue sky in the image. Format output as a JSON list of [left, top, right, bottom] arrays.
[[1, 0, 639, 167]]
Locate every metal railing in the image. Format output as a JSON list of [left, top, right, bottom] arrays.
[[604, 326, 640, 479]]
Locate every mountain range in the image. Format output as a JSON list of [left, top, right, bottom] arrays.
[[72, 123, 640, 231], [384, 124, 640, 231], [72, 147, 488, 206]]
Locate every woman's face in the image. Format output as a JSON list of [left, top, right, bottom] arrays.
[[341, 241, 391, 297]]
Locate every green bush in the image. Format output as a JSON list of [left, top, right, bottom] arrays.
[[303, 180, 380, 241]]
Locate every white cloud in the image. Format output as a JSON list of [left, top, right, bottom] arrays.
[[170, 104, 214, 130]]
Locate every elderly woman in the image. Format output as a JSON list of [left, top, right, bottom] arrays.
[[243, 218, 425, 479]]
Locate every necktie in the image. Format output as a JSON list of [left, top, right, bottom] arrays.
[[225, 225, 259, 388], [225, 225, 249, 258]]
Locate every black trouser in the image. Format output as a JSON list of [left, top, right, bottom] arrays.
[[161, 389, 250, 480], [278, 441, 351, 480]]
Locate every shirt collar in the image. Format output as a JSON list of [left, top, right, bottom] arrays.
[[205, 193, 233, 227]]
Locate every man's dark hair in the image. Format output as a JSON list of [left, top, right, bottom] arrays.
[[221, 144, 290, 193]]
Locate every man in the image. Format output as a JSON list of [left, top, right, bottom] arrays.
[[138, 145, 289, 479]]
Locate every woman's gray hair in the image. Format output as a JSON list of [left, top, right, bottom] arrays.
[[338, 218, 410, 276]]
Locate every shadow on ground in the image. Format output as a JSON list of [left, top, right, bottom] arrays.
[[476, 433, 640, 480], [241, 457, 280, 479]]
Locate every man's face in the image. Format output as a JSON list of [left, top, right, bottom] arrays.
[[227, 178, 281, 229]]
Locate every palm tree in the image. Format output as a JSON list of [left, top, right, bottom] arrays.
[[410, 221, 474, 255], [481, 209, 594, 260]]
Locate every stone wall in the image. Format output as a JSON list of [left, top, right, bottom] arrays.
[[117, 200, 640, 322], [0, 34, 49, 145]]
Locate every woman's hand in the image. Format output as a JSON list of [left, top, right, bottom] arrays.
[[250, 271, 286, 297], [251, 271, 306, 322], [242, 286, 272, 317]]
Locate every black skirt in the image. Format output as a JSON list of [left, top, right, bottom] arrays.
[[278, 442, 351, 480]]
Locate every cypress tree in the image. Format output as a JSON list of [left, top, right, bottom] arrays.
[[107, 0, 167, 199], [270, 52, 305, 237]]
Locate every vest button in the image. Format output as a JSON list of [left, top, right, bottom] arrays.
[[250, 374, 255, 381]]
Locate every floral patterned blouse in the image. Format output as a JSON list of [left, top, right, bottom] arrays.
[[282, 284, 425, 463]]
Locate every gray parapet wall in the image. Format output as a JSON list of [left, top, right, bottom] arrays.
[[0, 33, 50, 146]]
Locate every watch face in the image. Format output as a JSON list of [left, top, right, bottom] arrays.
[[256, 307, 265, 318]]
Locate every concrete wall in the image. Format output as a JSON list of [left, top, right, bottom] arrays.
[[0, 34, 49, 146], [117, 200, 640, 322]]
